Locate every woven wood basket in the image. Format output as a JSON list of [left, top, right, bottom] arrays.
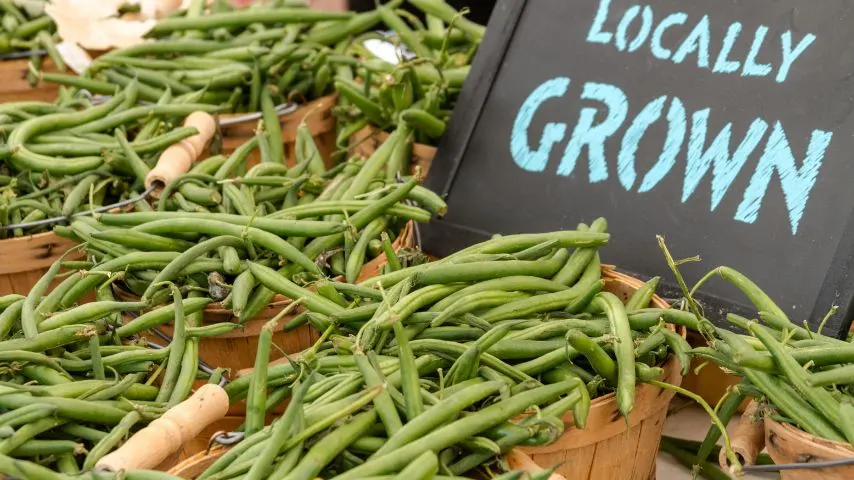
[[764, 416, 854, 480], [166, 266, 679, 480]]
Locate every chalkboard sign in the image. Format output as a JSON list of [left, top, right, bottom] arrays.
[[422, 0, 854, 338]]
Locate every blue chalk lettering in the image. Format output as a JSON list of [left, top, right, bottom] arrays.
[[510, 77, 570, 173], [617, 95, 667, 190], [558, 82, 628, 182], [587, 0, 614, 44], [615, 5, 654, 52], [742, 25, 772, 77], [651, 12, 687, 60], [630, 6, 655, 52], [777, 32, 816, 83], [615, 6, 640, 52], [713, 22, 742, 74], [639, 97, 687, 192], [735, 124, 833, 234], [683, 109, 768, 210], [672, 14, 711, 68]]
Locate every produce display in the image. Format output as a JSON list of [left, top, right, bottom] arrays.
[[5, 0, 847, 479]]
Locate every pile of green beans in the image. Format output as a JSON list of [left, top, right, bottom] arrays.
[[0, 82, 219, 238], [220, 225, 692, 479], [334, 0, 484, 147], [38, 0, 357, 111], [0, 252, 234, 475], [0, 0, 65, 75], [55, 124, 442, 322], [657, 255, 854, 473]]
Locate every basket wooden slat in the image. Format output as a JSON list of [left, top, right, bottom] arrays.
[[765, 416, 854, 480], [218, 94, 338, 169], [0, 232, 80, 296], [350, 125, 437, 176], [0, 57, 59, 103]]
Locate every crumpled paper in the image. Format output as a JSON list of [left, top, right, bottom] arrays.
[[44, 0, 184, 50]]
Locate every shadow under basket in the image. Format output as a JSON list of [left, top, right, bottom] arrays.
[[0, 231, 80, 296], [350, 125, 437, 176], [217, 94, 338, 169], [764, 416, 854, 480], [516, 267, 685, 480]]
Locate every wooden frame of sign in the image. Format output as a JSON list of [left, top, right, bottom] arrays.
[[422, 0, 854, 338]]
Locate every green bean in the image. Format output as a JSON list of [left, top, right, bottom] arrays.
[[565, 330, 617, 384], [249, 262, 345, 316], [481, 278, 600, 323], [0, 404, 57, 428], [346, 217, 389, 283], [10, 439, 81, 458], [593, 292, 635, 417], [151, 9, 352, 34], [21, 258, 65, 338], [39, 301, 146, 332], [0, 385, 126, 424], [245, 316, 279, 437], [625, 276, 660, 311], [408, 0, 486, 41], [116, 297, 210, 337], [0, 300, 23, 339], [155, 285, 187, 404], [696, 387, 747, 464], [661, 329, 691, 376]]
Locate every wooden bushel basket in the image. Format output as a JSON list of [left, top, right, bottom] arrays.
[[167, 265, 677, 480], [217, 94, 338, 169], [0, 57, 59, 103], [516, 267, 685, 480], [0, 231, 79, 295], [765, 416, 854, 480], [350, 125, 437, 177]]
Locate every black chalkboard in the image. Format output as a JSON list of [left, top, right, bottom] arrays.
[[422, 0, 854, 338]]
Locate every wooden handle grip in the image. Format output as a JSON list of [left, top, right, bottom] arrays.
[[720, 401, 765, 469], [95, 384, 229, 472], [145, 111, 217, 190], [506, 450, 568, 480]]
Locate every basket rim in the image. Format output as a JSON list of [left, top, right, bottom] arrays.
[[765, 414, 854, 455]]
